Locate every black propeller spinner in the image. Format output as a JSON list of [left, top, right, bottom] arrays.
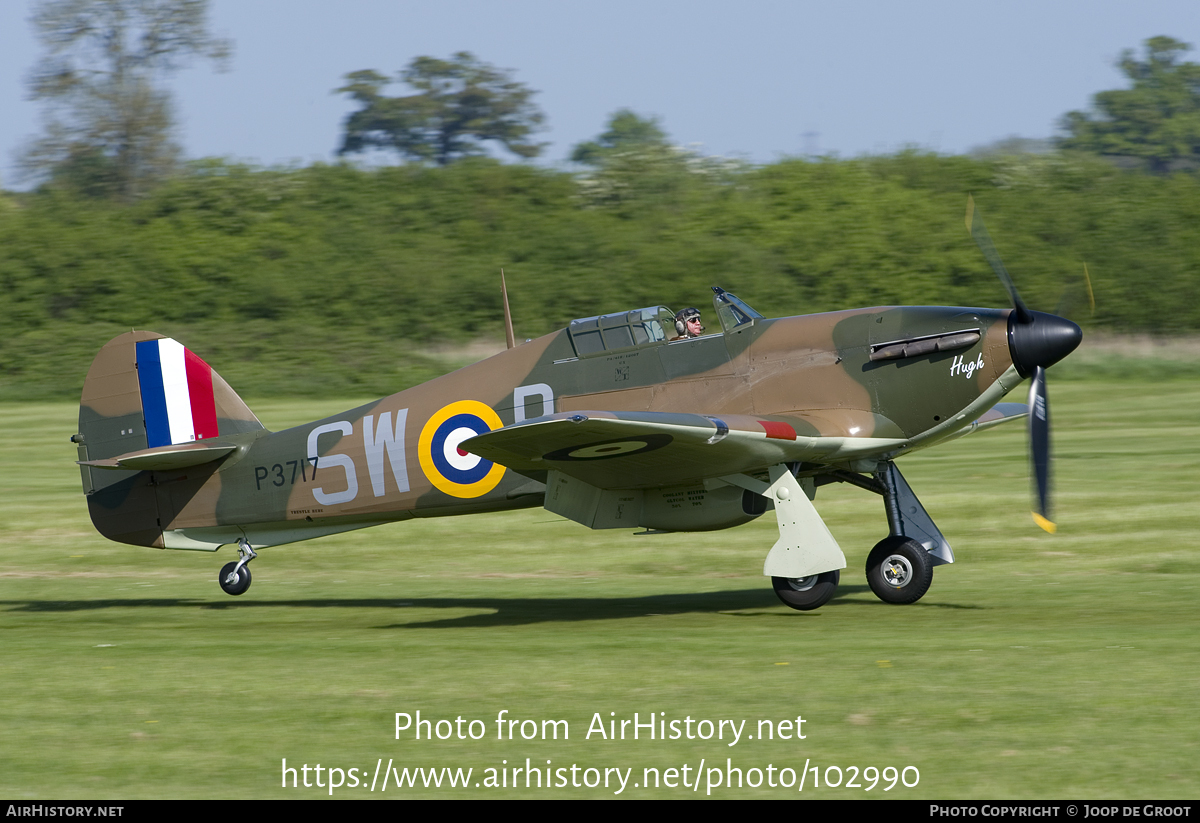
[[965, 196, 1083, 533]]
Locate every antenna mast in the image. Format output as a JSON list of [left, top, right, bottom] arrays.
[[501, 269, 516, 350]]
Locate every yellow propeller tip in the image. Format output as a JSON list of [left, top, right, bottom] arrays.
[[1032, 512, 1057, 534]]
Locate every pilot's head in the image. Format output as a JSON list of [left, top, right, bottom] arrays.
[[675, 308, 704, 338]]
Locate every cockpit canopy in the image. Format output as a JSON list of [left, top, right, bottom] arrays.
[[565, 287, 764, 358], [567, 306, 675, 356]]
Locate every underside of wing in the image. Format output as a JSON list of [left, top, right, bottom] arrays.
[[973, 402, 1028, 429], [463, 410, 906, 490], [934, 402, 1029, 447]]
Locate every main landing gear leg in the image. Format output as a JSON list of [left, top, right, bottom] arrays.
[[218, 538, 257, 596], [863, 462, 952, 605], [719, 464, 847, 611]]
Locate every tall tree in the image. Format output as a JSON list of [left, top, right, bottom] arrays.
[[569, 110, 739, 214], [1059, 36, 1200, 172], [570, 109, 668, 165], [336, 52, 546, 166], [22, 0, 231, 200]]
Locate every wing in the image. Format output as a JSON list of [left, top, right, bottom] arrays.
[[462, 410, 907, 490], [974, 402, 1028, 428], [935, 402, 1028, 447]]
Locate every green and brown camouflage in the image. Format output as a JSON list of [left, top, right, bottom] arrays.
[[74, 284, 1081, 608]]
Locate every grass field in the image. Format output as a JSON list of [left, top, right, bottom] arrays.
[[2, 379, 1198, 799]]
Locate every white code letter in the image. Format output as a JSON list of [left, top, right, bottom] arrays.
[[308, 422, 358, 505], [514, 383, 554, 423], [363, 410, 410, 497]]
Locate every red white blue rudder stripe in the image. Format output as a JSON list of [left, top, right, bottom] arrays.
[[136, 338, 219, 448]]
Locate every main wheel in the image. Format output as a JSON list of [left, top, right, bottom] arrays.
[[772, 570, 840, 611], [218, 562, 252, 596], [865, 536, 933, 604]]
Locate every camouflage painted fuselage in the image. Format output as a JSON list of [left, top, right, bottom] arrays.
[[76, 300, 1023, 553]]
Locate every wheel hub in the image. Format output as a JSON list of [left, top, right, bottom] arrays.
[[785, 575, 818, 592], [882, 554, 913, 588]]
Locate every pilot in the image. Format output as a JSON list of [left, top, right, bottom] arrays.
[[673, 307, 705, 340]]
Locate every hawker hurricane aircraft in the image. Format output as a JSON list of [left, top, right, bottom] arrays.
[[72, 200, 1081, 610]]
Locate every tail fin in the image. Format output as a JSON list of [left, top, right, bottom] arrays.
[[76, 331, 263, 547]]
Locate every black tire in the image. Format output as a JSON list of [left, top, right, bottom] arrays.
[[772, 570, 840, 611], [865, 536, 933, 604], [218, 561, 252, 596]]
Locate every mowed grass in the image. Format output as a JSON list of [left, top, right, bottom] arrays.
[[1, 380, 1198, 799]]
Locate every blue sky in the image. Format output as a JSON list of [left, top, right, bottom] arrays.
[[2, 0, 1198, 187]]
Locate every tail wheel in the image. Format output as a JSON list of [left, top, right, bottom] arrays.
[[866, 536, 933, 604], [772, 570, 839, 611], [219, 562, 252, 596]]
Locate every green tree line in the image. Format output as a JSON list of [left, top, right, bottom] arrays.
[[2, 149, 1199, 400], [7, 11, 1200, 401]]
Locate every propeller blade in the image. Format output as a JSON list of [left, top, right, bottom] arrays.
[[964, 195, 1080, 534], [1083, 263, 1096, 315], [1053, 263, 1097, 320], [1028, 365, 1055, 533], [965, 195, 1032, 324]]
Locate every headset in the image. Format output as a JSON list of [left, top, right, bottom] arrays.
[[674, 307, 704, 337]]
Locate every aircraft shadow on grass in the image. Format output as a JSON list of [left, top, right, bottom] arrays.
[[1, 585, 981, 628]]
